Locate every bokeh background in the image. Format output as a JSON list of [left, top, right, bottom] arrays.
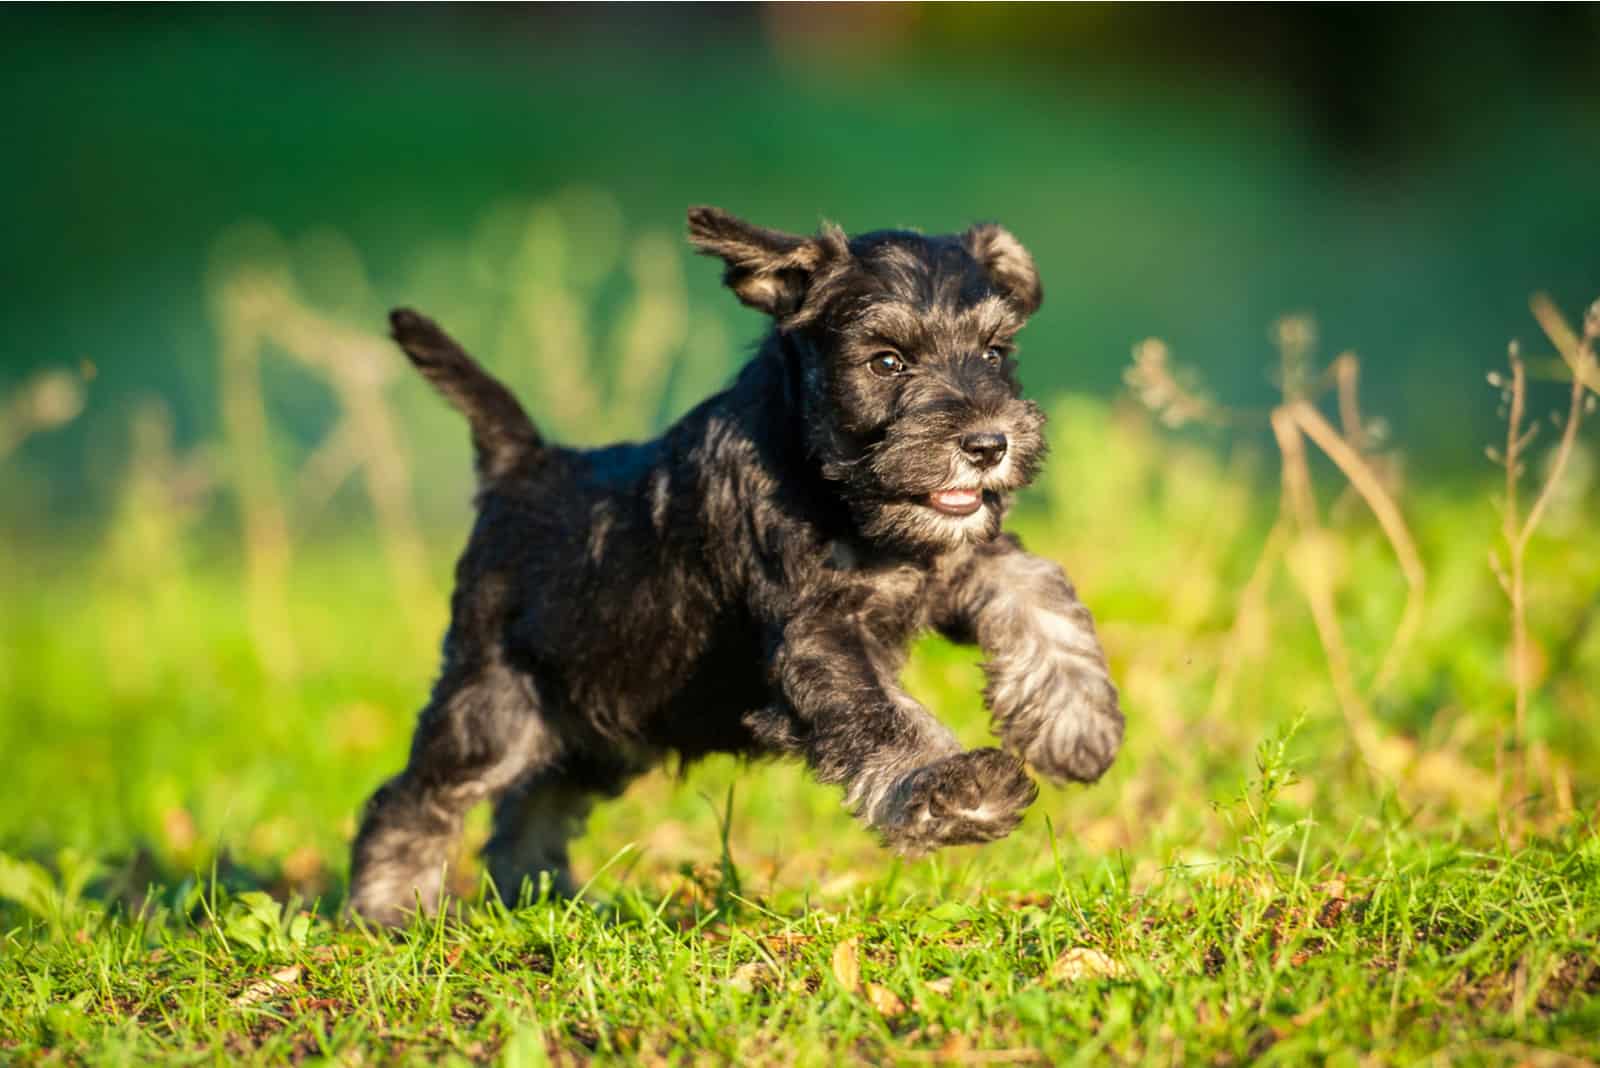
[[8, 5, 1600, 517], [3, 5, 1598, 898]]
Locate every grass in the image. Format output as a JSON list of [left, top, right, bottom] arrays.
[[3, 261, 1599, 1060], [6, 816, 1600, 1066]]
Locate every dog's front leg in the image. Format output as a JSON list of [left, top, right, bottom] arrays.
[[944, 537, 1123, 784], [765, 615, 1038, 852]]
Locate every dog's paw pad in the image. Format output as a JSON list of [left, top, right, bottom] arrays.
[[880, 749, 1038, 851]]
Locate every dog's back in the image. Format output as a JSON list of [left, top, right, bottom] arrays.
[[438, 366, 783, 761]]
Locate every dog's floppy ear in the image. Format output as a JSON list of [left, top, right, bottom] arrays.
[[962, 223, 1042, 316], [687, 206, 843, 320]]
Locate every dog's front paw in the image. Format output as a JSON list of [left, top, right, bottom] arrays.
[[1002, 677, 1124, 785], [876, 748, 1038, 852]]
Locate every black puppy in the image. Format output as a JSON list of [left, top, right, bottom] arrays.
[[347, 208, 1123, 924]]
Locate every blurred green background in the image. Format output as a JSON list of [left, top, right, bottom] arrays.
[[5, 4, 1599, 533]]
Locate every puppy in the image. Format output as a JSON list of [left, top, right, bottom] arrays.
[[347, 208, 1122, 924]]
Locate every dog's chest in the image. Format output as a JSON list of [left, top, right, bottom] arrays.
[[825, 539, 940, 645]]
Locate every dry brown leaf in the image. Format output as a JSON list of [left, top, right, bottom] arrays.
[[761, 931, 813, 956], [233, 963, 302, 1006], [730, 961, 776, 993], [161, 807, 197, 853], [281, 846, 325, 885], [924, 976, 955, 996], [865, 982, 907, 1018], [1049, 947, 1126, 984], [832, 937, 861, 993]]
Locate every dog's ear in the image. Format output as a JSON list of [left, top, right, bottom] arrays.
[[687, 206, 843, 320], [962, 223, 1042, 316]]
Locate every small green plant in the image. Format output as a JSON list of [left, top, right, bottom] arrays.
[[1222, 714, 1313, 884]]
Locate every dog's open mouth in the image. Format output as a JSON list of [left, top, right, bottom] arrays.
[[926, 488, 984, 517]]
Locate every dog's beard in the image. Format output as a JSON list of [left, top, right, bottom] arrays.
[[818, 400, 1047, 555]]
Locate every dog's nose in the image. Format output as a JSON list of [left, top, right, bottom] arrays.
[[959, 431, 1008, 469]]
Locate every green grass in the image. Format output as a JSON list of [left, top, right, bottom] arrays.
[[3, 397, 1599, 1065]]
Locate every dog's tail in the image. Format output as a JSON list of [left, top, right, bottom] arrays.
[[389, 308, 543, 481]]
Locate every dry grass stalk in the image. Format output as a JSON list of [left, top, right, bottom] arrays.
[[1271, 408, 1386, 774], [255, 289, 435, 650], [1132, 319, 1425, 775], [218, 274, 300, 681], [98, 400, 215, 694], [216, 265, 437, 671], [511, 280, 604, 437], [1288, 401, 1424, 693], [491, 201, 697, 445], [0, 365, 89, 462], [1123, 338, 1228, 429], [1530, 293, 1600, 396], [210, 197, 717, 675], [610, 233, 690, 438], [1487, 294, 1598, 818], [1205, 518, 1287, 724], [1334, 352, 1366, 450]]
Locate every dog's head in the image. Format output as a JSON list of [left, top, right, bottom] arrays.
[[689, 206, 1047, 555]]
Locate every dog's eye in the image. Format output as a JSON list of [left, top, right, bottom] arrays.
[[982, 346, 1007, 366], [868, 351, 907, 378]]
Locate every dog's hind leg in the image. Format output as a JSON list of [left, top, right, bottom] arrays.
[[482, 751, 644, 907], [767, 615, 1039, 853], [937, 535, 1123, 785], [347, 660, 556, 926]]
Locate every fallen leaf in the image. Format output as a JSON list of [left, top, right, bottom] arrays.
[[1291, 1000, 1329, 1028], [281, 846, 324, 885], [233, 964, 302, 1006], [925, 976, 955, 996], [730, 961, 775, 993], [761, 931, 813, 954], [832, 937, 861, 993], [865, 982, 906, 1018], [1049, 947, 1126, 983], [161, 808, 196, 853]]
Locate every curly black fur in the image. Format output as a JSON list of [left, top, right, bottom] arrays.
[[347, 208, 1123, 924]]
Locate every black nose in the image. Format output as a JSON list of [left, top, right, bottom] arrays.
[[959, 431, 1008, 469]]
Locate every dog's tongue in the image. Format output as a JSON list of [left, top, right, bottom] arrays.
[[928, 488, 982, 516]]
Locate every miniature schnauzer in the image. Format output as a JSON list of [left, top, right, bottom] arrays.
[[347, 207, 1123, 924]]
